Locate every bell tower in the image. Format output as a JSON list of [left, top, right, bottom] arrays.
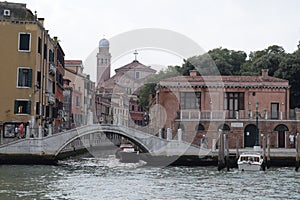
[[96, 38, 111, 86]]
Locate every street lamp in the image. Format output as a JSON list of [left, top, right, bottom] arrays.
[[255, 101, 259, 146]]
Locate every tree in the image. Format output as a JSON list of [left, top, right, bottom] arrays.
[[137, 65, 182, 111]]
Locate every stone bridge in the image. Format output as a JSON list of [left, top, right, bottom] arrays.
[[0, 124, 210, 164]]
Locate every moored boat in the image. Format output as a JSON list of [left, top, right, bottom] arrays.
[[115, 144, 140, 163], [237, 152, 263, 171]]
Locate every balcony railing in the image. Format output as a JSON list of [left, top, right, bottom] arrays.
[[178, 110, 293, 121]]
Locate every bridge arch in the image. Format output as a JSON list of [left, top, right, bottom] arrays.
[[54, 125, 152, 156]]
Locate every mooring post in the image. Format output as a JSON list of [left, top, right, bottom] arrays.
[[296, 134, 300, 171], [225, 134, 230, 171], [218, 132, 225, 171], [262, 135, 266, 171], [236, 137, 239, 159], [267, 134, 271, 169]]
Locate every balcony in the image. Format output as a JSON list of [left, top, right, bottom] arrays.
[[177, 110, 292, 121], [49, 64, 56, 75]]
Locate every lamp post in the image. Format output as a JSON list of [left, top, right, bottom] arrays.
[[255, 101, 259, 146]]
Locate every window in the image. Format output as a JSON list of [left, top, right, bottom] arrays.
[[224, 92, 244, 118], [49, 49, 54, 62], [36, 102, 40, 115], [224, 92, 245, 110], [14, 100, 31, 114], [17, 68, 32, 87], [180, 92, 201, 109], [76, 96, 80, 106], [135, 71, 140, 79], [48, 79, 55, 93], [44, 44, 47, 60], [18, 33, 31, 52], [271, 103, 279, 119], [38, 37, 42, 54]]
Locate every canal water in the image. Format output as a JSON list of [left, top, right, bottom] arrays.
[[0, 154, 300, 200]]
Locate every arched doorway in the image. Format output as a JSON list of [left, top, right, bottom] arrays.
[[195, 123, 205, 132], [244, 124, 257, 147], [274, 124, 289, 148]]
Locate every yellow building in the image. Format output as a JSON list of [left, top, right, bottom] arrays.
[[0, 2, 63, 139]]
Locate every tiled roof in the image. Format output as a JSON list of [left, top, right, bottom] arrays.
[[159, 75, 289, 88], [115, 60, 156, 73]]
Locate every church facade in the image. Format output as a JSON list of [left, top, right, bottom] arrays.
[[95, 38, 156, 126]]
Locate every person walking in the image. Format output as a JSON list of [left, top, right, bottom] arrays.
[[289, 133, 295, 148]]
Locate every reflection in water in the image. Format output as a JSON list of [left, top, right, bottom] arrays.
[[0, 153, 300, 200]]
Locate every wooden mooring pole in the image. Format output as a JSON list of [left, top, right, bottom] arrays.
[[225, 134, 230, 171], [267, 134, 271, 169], [262, 135, 266, 171], [236, 137, 240, 160], [296, 134, 300, 171], [218, 133, 225, 171]]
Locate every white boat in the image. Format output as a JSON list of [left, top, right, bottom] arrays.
[[115, 144, 140, 163], [237, 152, 264, 171]]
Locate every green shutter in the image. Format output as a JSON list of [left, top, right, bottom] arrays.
[[27, 101, 31, 114], [18, 68, 23, 87], [27, 69, 32, 87], [14, 100, 18, 114]]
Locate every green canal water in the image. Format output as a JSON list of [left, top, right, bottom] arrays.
[[0, 154, 300, 200]]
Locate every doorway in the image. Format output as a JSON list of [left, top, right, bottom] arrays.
[[274, 124, 289, 148], [278, 131, 285, 148], [244, 124, 257, 147]]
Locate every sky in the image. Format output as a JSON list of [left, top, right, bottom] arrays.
[[15, 0, 300, 81]]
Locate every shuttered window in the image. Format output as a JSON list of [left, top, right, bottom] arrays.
[[17, 68, 32, 87]]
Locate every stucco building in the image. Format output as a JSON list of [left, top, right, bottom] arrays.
[[0, 2, 65, 139], [64, 60, 95, 127], [154, 69, 299, 149]]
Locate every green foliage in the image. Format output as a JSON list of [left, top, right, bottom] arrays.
[[137, 66, 182, 111], [137, 41, 300, 109]]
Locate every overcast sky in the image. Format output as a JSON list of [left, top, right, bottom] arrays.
[[16, 0, 300, 81]]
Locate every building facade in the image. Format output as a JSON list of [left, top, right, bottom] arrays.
[[64, 60, 95, 127], [0, 2, 65, 139], [95, 38, 157, 126], [154, 69, 299, 149]]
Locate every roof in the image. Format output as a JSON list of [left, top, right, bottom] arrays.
[[159, 75, 289, 89], [115, 60, 156, 74], [65, 60, 82, 65]]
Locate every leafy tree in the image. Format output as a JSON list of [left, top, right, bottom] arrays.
[[137, 65, 182, 111]]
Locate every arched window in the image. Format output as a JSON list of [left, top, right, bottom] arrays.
[[274, 124, 289, 132], [195, 123, 205, 131]]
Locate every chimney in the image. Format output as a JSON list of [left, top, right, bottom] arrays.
[[189, 70, 197, 77], [38, 18, 44, 26], [262, 68, 269, 79]]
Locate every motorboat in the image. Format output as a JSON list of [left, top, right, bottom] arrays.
[[237, 152, 264, 171], [115, 144, 140, 163]]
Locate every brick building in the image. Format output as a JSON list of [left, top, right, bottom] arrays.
[[153, 69, 299, 149]]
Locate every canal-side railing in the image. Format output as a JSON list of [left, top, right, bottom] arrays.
[[178, 110, 293, 121]]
